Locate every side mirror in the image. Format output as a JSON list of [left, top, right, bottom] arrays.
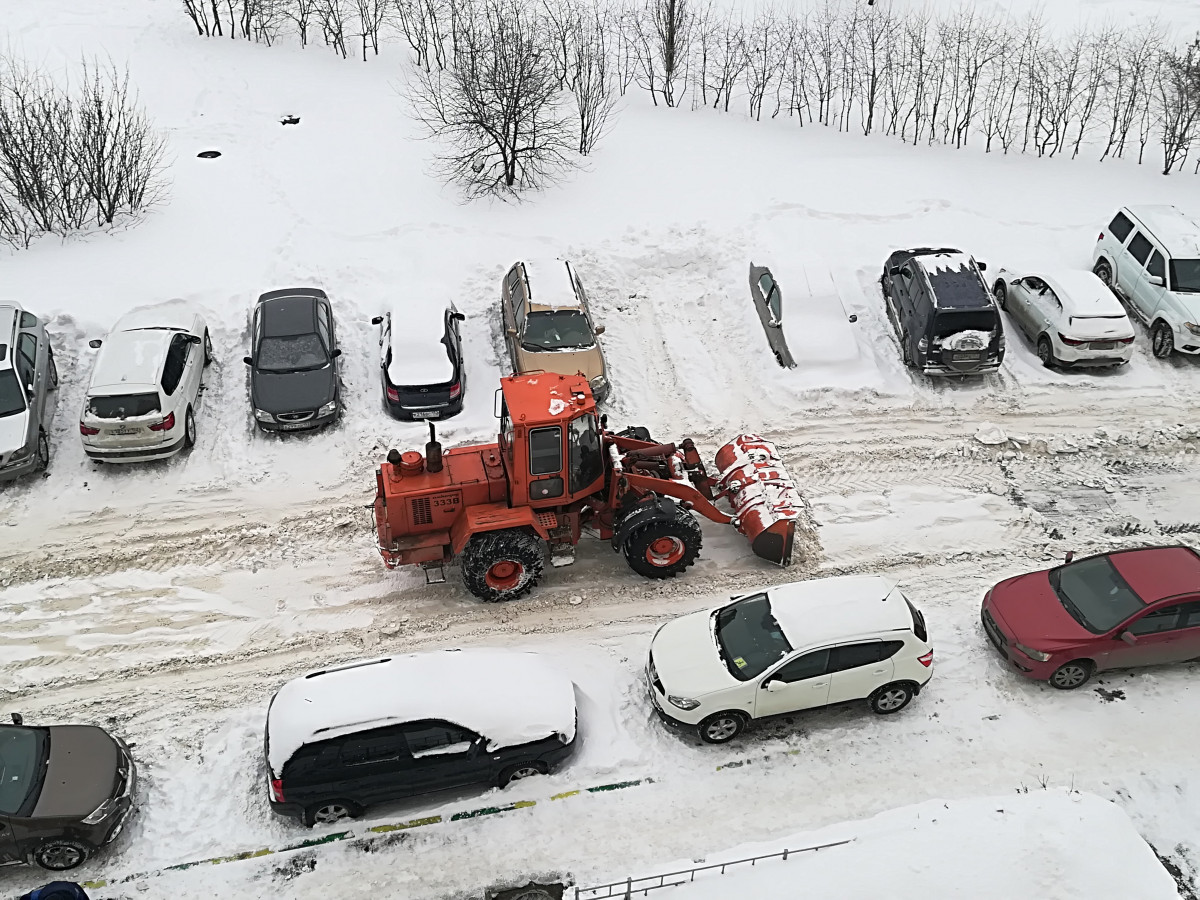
[[243, 356, 253, 366], [762, 679, 784, 692], [10, 712, 22, 726], [888, 266, 902, 277], [976, 261, 988, 272], [453, 312, 466, 322], [1148, 275, 1165, 287], [188, 334, 203, 345], [371, 315, 383, 325], [25, 382, 35, 398], [330, 348, 342, 358], [88, 339, 102, 349], [1065, 551, 1075, 564], [594, 325, 605, 335], [1120, 630, 1138, 645]]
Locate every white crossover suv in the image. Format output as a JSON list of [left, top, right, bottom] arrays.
[[648, 574, 933, 743], [80, 302, 211, 463], [1092, 205, 1200, 358]]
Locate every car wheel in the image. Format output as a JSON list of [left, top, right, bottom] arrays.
[[1049, 660, 1093, 690], [302, 799, 362, 827], [184, 406, 196, 449], [697, 712, 746, 744], [869, 682, 915, 714], [993, 282, 1007, 309], [32, 838, 91, 871], [203, 328, 213, 366], [1092, 258, 1113, 288], [499, 761, 547, 788], [1152, 321, 1174, 358], [35, 429, 49, 472], [48, 348, 59, 390], [461, 528, 545, 602], [1037, 336, 1056, 368]]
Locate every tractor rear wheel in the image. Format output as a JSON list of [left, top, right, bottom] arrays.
[[461, 528, 546, 602], [623, 510, 703, 579]]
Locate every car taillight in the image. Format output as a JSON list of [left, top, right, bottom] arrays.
[[918, 651, 934, 667], [1098, 232, 1104, 241], [270, 778, 285, 803], [386, 385, 400, 402], [449, 382, 461, 400], [1058, 333, 1086, 347], [79, 422, 100, 435], [149, 412, 175, 431], [1116, 336, 1134, 344]]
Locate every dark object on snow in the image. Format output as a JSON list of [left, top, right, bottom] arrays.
[[281, 115, 300, 125], [748, 263, 796, 368], [196, 150, 221, 159], [487, 882, 565, 900], [19, 881, 91, 900], [879, 246, 1003, 376]]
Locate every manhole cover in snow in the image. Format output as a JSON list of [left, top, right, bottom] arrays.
[[281, 114, 300, 125], [197, 150, 221, 159]]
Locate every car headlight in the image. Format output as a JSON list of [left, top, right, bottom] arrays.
[[318, 400, 338, 416], [668, 695, 700, 710], [254, 409, 274, 422], [7, 443, 32, 462], [82, 798, 116, 824], [1184, 322, 1200, 336], [1015, 642, 1051, 662]]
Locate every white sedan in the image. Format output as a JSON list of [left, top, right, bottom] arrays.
[[991, 268, 1135, 367]]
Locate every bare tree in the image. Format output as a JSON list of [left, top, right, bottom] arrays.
[[743, 8, 783, 121], [571, 8, 617, 153], [631, 0, 691, 107], [355, 0, 392, 58], [405, 0, 576, 197], [182, 0, 216, 36], [317, 0, 351, 57], [1158, 39, 1200, 174], [702, 7, 746, 112], [853, 0, 895, 135]]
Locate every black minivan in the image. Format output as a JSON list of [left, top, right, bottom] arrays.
[[881, 247, 1004, 375], [265, 651, 577, 827], [371, 303, 466, 421]]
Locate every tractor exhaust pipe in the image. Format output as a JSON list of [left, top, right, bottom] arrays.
[[426, 421, 443, 474]]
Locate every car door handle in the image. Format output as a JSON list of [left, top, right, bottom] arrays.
[[870, 668, 887, 675]]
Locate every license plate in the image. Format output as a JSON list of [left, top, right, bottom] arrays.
[[278, 422, 310, 431], [411, 410, 440, 419], [953, 352, 982, 361], [1090, 341, 1116, 350], [109, 427, 140, 436]]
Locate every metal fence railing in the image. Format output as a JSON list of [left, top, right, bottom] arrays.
[[573, 839, 854, 900]]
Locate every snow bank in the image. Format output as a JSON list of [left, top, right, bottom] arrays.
[[266, 649, 577, 772], [601, 791, 1177, 900]]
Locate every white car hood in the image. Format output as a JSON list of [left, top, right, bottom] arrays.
[[0, 410, 29, 455], [650, 609, 741, 698]]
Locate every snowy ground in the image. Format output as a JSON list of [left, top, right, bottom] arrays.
[[3, 0, 1200, 896]]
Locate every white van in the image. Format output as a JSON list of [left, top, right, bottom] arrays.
[[1092, 206, 1200, 358]]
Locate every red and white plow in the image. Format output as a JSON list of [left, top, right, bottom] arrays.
[[714, 434, 806, 566]]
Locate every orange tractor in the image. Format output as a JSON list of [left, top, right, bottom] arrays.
[[373, 373, 807, 601]]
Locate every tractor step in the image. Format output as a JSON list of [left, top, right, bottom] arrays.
[[549, 544, 577, 568], [422, 563, 446, 584]]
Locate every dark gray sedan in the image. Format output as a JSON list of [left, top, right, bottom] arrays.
[[748, 264, 796, 368], [245, 288, 342, 432]]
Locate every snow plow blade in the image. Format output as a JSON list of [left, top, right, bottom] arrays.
[[713, 434, 804, 567]]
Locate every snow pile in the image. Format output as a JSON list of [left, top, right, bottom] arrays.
[[602, 791, 1178, 899], [266, 649, 577, 772]]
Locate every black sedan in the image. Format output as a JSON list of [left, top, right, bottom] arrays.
[[371, 301, 466, 420], [245, 288, 342, 432]]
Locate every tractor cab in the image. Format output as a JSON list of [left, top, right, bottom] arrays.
[[496, 372, 606, 508]]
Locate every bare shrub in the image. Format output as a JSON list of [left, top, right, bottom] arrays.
[[1158, 38, 1200, 174]]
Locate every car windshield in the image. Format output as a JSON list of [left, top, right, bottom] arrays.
[[0, 727, 47, 815], [1049, 555, 1147, 634], [88, 392, 160, 419], [521, 311, 595, 351], [933, 310, 997, 338], [1169, 259, 1200, 293], [0, 369, 26, 418], [713, 592, 794, 681], [257, 334, 328, 373]]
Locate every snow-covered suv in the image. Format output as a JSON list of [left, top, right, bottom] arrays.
[[1092, 206, 1200, 358], [79, 302, 211, 463], [0, 302, 58, 482], [648, 574, 933, 744]]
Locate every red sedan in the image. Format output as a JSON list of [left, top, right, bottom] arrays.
[[981, 546, 1200, 689]]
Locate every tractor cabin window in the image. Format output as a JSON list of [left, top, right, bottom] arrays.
[[568, 414, 603, 493], [529, 426, 563, 475]]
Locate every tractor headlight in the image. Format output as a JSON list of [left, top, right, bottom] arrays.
[[82, 798, 116, 824], [668, 695, 701, 711], [254, 409, 274, 422], [589, 375, 608, 398], [1015, 642, 1051, 662], [1184, 322, 1200, 336], [318, 400, 338, 416]]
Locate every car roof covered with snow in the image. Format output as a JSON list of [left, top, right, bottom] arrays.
[[385, 301, 455, 386], [913, 252, 991, 309], [87, 301, 204, 395], [1038, 271, 1128, 319], [265, 648, 577, 773], [1126, 205, 1200, 256], [763, 575, 913, 649], [521, 257, 583, 311]]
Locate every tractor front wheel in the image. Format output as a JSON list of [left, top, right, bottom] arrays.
[[623, 510, 703, 579], [461, 528, 546, 602]]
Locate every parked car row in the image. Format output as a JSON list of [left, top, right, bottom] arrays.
[[12, 545, 1199, 871]]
